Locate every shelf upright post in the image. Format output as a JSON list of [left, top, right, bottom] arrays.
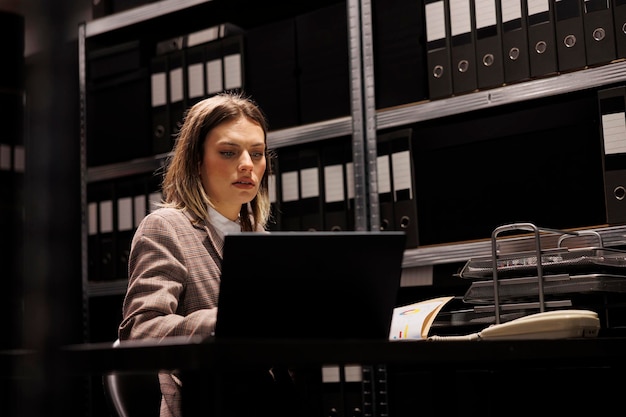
[[78, 22, 91, 345], [348, 0, 375, 231]]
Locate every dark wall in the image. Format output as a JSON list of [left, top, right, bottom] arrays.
[[1, 3, 85, 417]]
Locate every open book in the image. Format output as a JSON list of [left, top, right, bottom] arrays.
[[389, 296, 601, 341], [388, 296, 454, 340]]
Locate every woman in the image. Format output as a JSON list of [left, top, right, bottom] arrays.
[[118, 91, 299, 417]]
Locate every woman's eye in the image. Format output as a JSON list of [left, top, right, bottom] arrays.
[[220, 151, 235, 158], [251, 152, 264, 159]]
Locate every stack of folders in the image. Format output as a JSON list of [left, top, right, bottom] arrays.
[[371, 0, 430, 109], [423, 0, 624, 100], [376, 128, 419, 248], [271, 136, 356, 233], [150, 23, 246, 155], [245, 2, 352, 128], [86, 39, 152, 166], [597, 85, 626, 225], [295, 2, 352, 124], [244, 17, 300, 130], [87, 173, 162, 282]]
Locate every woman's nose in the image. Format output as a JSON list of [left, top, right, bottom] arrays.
[[239, 152, 253, 171]]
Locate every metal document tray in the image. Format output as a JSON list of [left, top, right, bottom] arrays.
[[458, 223, 626, 324], [463, 273, 626, 304], [458, 247, 626, 280]]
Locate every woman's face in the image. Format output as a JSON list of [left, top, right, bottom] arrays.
[[200, 117, 266, 221]]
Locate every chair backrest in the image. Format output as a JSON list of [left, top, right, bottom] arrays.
[[102, 340, 162, 417]]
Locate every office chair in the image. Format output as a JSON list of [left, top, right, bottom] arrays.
[[102, 340, 162, 417]]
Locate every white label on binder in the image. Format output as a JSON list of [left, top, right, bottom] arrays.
[[224, 53, 242, 90], [344, 365, 363, 383], [345, 162, 355, 200], [13, 145, 24, 173], [186, 26, 220, 47], [527, 0, 549, 16], [151, 72, 167, 107], [88, 202, 98, 236], [450, 0, 472, 36], [425, 1, 446, 42], [377, 155, 392, 194], [324, 165, 345, 203], [392, 150, 413, 200], [117, 196, 133, 232], [281, 171, 299, 202], [268, 173, 277, 204], [187, 62, 204, 99], [206, 59, 223, 94], [300, 167, 319, 199], [602, 112, 626, 155], [501, 0, 522, 23], [475, 0, 497, 29], [133, 194, 146, 227], [99, 200, 113, 234], [170, 67, 184, 103], [321, 365, 340, 383]]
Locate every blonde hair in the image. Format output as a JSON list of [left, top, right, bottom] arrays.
[[159, 91, 273, 231]]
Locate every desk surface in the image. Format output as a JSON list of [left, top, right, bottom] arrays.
[[50, 336, 626, 376], [4, 337, 626, 378]]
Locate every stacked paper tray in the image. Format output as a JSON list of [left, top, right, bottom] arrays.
[[463, 273, 626, 304], [458, 247, 626, 280]]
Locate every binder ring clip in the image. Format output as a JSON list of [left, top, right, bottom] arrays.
[[433, 65, 444, 79], [457, 60, 469, 73], [593, 27, 606, 42], [399, 216, 410, 229], [564, 34, 576, 48], [154, 125, 165, 138], [614, 185, 626, 201], [508, 47, 520, 61], [482, 54, 494, 67], [535, 40, 547, 54]]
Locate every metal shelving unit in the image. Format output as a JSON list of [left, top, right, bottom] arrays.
[[78, 1, 368, 297], [79, 0, 626, 305], [376, 59, 626, 130]]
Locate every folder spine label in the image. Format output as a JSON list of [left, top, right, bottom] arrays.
[[527, 0, 559, 77], [501, 0, 532, 83], [450, 0, 478, 94], [474, 0, 505, 88], [583, 0, 617, 65], [598, 86, 626, 225], [425, 0, 454, 99], [554, 0, 587, 72]]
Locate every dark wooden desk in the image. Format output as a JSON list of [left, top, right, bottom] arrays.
[[57, 336, 626, 374], [5, 337, 626, 416]]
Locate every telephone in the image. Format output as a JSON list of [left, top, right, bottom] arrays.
[[428, 309, 600, 341]]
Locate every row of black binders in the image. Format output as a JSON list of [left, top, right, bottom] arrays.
[[598, 85, 626, 226], [270, 137, 356, 234], [268, 131, 420, 249], [425, 0, 626, 99], [150, 23, 246, 155], [376, 129, 419, 249], [86, 2, 352, 167], [87, 172, 162, 281]]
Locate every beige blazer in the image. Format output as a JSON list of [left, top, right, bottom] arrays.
[[119, 207, 224, 341]]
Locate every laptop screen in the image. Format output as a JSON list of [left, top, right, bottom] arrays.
[[214, 231, 406, 340]]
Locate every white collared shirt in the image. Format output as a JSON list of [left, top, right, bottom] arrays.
[[208, 205, 241, 241]]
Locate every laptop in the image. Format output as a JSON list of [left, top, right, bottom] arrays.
[[214, 231, 406, 340]]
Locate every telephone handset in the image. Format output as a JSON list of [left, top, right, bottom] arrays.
[[428, 309, 600, 341], [478, 309, 600, 340]]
